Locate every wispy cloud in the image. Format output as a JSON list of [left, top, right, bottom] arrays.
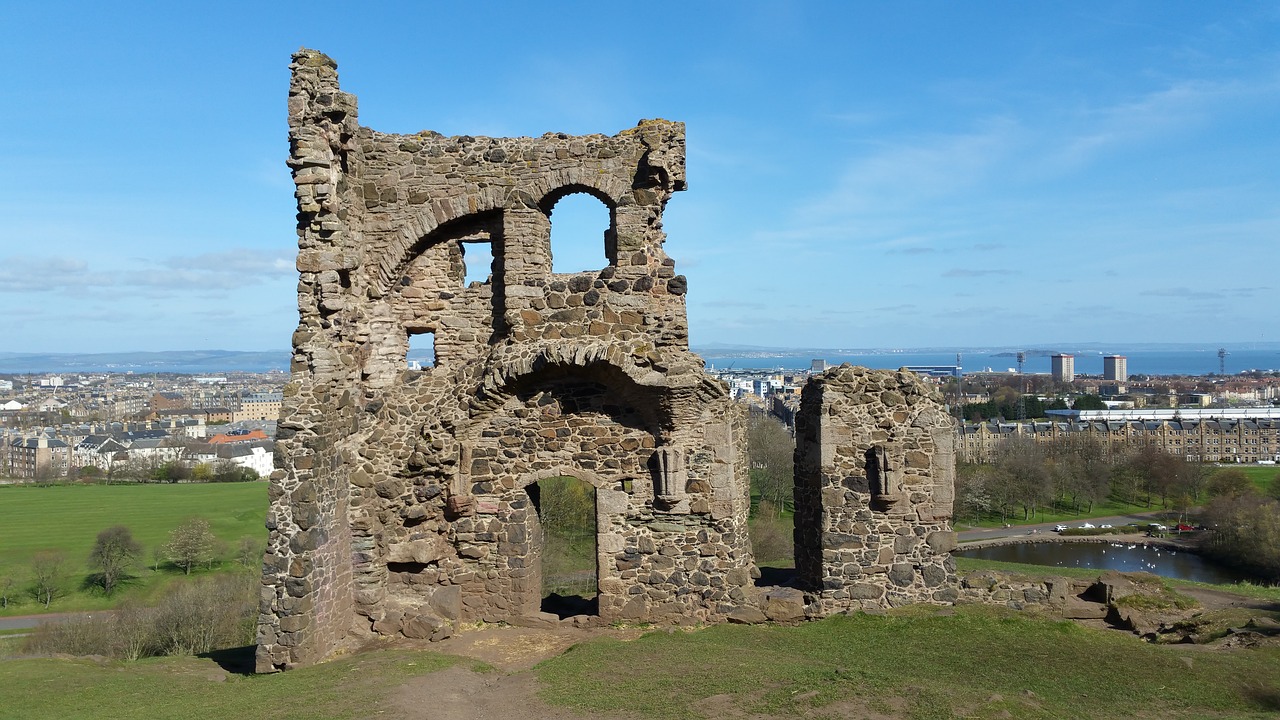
[[942, 268, 1016, 278], [0, 249, 295, 295], [1139, 285, 1268, 301]]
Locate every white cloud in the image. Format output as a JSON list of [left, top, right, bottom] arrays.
[[0, 248, 296, 295]]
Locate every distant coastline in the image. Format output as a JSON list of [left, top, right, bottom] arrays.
[[1, 343, 1278, 376]]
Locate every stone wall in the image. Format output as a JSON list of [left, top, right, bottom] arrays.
[[257, 49, 753, 672], [793, 366, 958, 613], [258, 50, 962, 672]]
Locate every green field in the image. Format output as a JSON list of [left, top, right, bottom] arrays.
[[0, 650, 464, 720], [3, 605, 1277, 720], [0, 483, 268, 615], [957, 495, 1163, 530], [1240, 465, 1280, 493]]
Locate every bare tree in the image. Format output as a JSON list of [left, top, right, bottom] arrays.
[[164, 517, 217, 575], [88, 525, 142, 595], [748, 414, 795, 515], [993, 438, 1051, 521], [30, 550, 67, 608], [0, 575, 14, 609], [236, 537, 263, 568]]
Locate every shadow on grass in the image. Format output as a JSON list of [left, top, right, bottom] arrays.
[[1243, 684, 1280, 712], [201, 644, 257, 675], [79, 572, 145, 596]]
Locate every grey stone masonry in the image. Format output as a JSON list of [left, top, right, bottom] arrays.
[[793, 366, 959, 613], [257, 49, 754, 672]]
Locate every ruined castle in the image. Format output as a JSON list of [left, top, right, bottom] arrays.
[[256, 49, 958, 672]]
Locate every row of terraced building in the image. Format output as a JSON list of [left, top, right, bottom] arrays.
[[958, 409, 1280, 464]]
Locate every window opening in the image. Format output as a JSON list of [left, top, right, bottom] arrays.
[[549, 193, 612, 274], [461, 241, 493, 286], [406, 331, 435, 370]]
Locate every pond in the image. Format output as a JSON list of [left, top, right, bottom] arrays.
[[956, 541, 1253, 585]]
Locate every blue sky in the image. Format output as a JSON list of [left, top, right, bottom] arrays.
[[1, 2, 1277, 353]]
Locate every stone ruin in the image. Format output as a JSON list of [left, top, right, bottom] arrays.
[[256, 49, 958, 672]]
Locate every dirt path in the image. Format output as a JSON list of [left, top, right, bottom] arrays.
[[385, 625, 646, 720], [1180, 586, 1280, 612]]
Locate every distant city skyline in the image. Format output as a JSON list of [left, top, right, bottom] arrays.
[[2, 2, 1277, 352]]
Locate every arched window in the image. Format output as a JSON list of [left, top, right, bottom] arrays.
[[546, 191, 614, 273]]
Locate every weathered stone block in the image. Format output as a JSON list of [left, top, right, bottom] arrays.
[[762, 587, 806, 622]]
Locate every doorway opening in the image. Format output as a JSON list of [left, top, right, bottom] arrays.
[[526, 475, 598, 618]]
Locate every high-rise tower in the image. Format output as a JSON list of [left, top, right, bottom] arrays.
[[1103, 355, 1127, 382], [1051, 354, 1075, 383]]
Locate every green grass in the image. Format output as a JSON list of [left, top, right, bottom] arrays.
[[0, 483, 268, 615], [536, 606, 1280, 719], [957, 496, 1164, 530], [0, 649, 464, 720], [1238, 466, 1280, 493], [3, 594, 1279, 719]]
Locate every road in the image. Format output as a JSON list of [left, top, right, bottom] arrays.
[[956, 510, 1172, 543], [0, 611, 100, 632]]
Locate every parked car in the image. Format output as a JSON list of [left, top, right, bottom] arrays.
[[1079, 522, 1096, 529], [1054, 524, 1068, 532], [1100, 524, 1113, 529]]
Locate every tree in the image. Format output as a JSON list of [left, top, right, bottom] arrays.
[[993, 438, 1051, 521], [1072, 394, 1107, 411], [211, 461, 259, 483], [165, 517, 217, 575], [1206, 468, 1253, 499], [1200, 494, 1280, 582], [88, 525, 142, 595], [150, 461, 189, 484], [236, 537, 262, 568], [30, 550, 67, 608], [0, 575, 14, 609], [747, 414, 795, 516], [955, 462, 994, 522]]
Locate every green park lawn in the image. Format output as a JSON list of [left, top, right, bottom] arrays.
[[0, 650, 465, 720], [1239, 465, 1280, 493], [0, 482, 268, 615], [957, 495, 1164, 530]]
